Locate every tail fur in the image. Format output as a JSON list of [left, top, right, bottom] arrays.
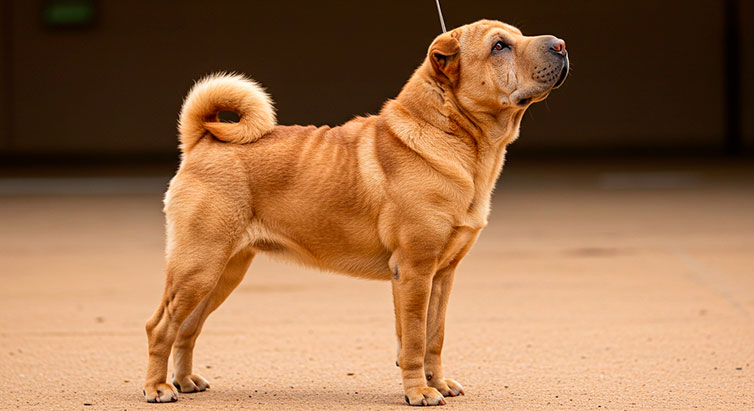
[[178, 72, 276, 152]]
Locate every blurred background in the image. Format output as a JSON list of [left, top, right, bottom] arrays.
[[0, 0, 752, 162], [1, 1, 753, 409]]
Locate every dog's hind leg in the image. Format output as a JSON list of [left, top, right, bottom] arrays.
[[143, 202, 245, 403], [171, 248, 254, 393]]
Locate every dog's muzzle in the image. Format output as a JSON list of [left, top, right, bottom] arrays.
[[553, 55, 569, 89]]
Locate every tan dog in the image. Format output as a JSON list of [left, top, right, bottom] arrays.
[[143, 19, 568, 406]]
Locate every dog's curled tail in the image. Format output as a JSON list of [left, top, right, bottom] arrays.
[[178, 72, 276, 152]]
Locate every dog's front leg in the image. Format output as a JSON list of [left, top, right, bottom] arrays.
[[391, 257, 447, 406], [424, 264, 464, 397]]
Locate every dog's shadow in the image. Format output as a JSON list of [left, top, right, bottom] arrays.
[[174, 387, 406, 408]]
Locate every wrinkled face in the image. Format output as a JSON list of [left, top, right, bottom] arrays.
[[428, 20, 569, 114]]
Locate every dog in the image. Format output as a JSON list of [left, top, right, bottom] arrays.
[[143, 19, 568, 406]]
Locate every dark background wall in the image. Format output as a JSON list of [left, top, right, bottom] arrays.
[[742, 0, 754, 152], [0, 0, 752, 159]]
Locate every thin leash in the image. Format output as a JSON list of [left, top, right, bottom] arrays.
[[434, 0, 447, 33]]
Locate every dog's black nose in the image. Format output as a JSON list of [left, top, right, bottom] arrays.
[[550, 38, 567, 56]]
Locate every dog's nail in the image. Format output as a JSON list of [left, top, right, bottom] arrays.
[[459, 390, 465, 396], [142, 389, 146, 396], [422, 399, 428, 406], [395, 361, 400, 367], [446, 391, 454, 397], [405, 395, 410, 404], [440, 398, 447, 405], [155, 396, 160, 403], [194, 386, 199, 392]]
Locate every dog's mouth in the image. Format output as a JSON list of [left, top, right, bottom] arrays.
[[511, 57, 568, 107], [513, 92, 551, 108], [552, 56, 569, 89]]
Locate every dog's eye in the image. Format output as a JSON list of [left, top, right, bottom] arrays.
[[492, 41, 510, 52]]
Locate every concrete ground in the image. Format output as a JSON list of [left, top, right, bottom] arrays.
[[0, 159, 752, 410]]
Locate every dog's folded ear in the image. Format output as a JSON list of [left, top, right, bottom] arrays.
[[428, 31, 461, 85]]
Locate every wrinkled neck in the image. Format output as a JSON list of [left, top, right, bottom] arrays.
[[394, 62, 524, 147]]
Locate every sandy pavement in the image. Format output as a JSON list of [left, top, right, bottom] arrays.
[[0, 160, 752, 410]]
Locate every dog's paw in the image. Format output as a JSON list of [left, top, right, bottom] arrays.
[[404, 386, 446, 406], [428, 378, 464, 398], [173, 374, 210, 393], [143, 382, 178, 403]]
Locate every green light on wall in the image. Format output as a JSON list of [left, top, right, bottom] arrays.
[[43, 0, 96, 27]]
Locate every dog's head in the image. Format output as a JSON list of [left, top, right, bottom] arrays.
[[428, 19, 568, 113]]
